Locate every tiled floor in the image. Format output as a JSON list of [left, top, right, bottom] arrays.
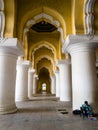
[[0, 95, 98, 130]]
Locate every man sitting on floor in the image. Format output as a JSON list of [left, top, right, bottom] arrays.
[[81, 101, 93, 117]]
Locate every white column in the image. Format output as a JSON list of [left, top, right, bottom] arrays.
[[33, 74, 38, 94], [57, 60, 72, 101], [63, 35, 98, 112], [15, 58, 31, 101], [50, 75, 56, 94], [55, 70, 60, 97], [28, 68, 35, 99], [0, 38, 23, 114]]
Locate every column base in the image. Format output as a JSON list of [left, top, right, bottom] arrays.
[[0, 104, 17, 115], [16, 97, 29, 102]]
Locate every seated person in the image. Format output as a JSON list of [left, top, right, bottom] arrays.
[[80, 101, 94, 117]]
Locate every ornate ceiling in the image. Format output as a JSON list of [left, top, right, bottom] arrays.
[[3, 0, 98, 78]]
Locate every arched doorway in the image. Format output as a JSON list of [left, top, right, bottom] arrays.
[[42, 83, 47, 94], [37, 67, 51, 94]]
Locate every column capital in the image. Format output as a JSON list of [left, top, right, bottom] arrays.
[[28, 68, 35, 73], [57, 59, 70, 66], [63, 35, 98, 54], [34, 74, 39, 80], [0, 38, 24, 56], [23, 60, 31, 66]]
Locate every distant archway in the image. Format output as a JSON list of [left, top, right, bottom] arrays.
[[37, 67, 51, 94], [42, 83, 47, 94]]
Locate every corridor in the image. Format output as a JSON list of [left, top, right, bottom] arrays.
[[0, 95, 98, 130]]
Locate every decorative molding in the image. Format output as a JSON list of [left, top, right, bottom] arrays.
[[34, 13, 53, 22], [0, 0, 5, 38], [24, 13, 65, 43], [57, 59, 68, 65], [57, 27, 64, 44], [26, 13, 60, 29], [35, 55, 55, 71], [0, 37, 7, 43], [32, 43, 56, 63], [29, 41, 57, 61], [85, 0, 96, 36], [28, 68, 35, 73], [23, 60, 31, 66], [22, 28, 29, 46], [26, 20, 35, 27], [63, 35, 98, 54], [23, 28, 29, 34], [36, 55, 53, 64], [32, 43, 54, 56], [38, 66, 51, 75]]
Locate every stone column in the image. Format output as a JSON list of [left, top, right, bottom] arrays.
[[55, 70, 60, 97], [57, 60, 72, 101], [63, 35, 98, 112], [33, 74, 38, 94], [15, 58, 31, 101], [28, 68, 35, 99], [0, 38, 23, 114], [50, 75, 56, 94]]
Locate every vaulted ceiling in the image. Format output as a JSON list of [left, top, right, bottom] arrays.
[[4, 0, 98, 77]]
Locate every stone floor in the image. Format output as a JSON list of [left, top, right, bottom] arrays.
[[0, 95, 98, 130]]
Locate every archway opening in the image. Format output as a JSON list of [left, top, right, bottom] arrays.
[[42, 83, 47, 94], [37, 67, 51, 94]]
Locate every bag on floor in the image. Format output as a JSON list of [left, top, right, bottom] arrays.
[[72, 109, 81, 115]]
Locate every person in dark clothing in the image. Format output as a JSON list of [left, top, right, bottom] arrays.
[[81, 101, 94, 118]]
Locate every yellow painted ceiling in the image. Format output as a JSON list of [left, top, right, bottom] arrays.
[[4, 0, 98, 79]]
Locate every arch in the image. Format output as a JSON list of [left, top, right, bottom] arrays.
[[17, 6, 66, 42], [29, 41, 57, 60], [42, 83, 47, 91], [94, 0, 98, 34], [35, 55, 56, 71], [37, 67, 51, 93], [0, 0, 5, 37], [32, 43, 55, 56], [37, 57, 53, 69], [38, 66, 52, 76], [35, 55, 54, 65], [26, 13, 60, 28], [85, 0, 96, 35]]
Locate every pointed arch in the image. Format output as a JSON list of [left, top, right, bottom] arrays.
[[84, 0, 96, 35], [35, 55, 55, 71], [29, 41, 57, 61], [17, 6, 66, 42]]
